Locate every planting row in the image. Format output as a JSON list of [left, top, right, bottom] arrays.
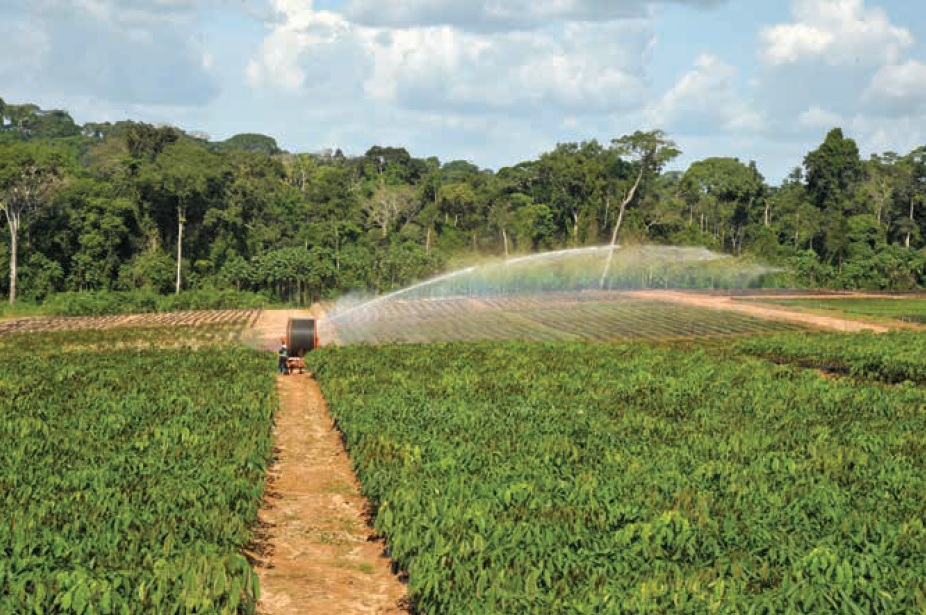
[[737, 331, 926, 384], [332, 298, 806, 345], [0, 331, 276, 614], [310, 342, 926, 614], [0, 310, 259, 337]]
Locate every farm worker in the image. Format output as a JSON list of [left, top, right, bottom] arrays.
[[278, 339, 288, 375]]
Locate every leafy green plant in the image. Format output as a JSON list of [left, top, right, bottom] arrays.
[[737, 330, 926, 383], [0, 332, 276, 613], [310, 342, 926, 614]]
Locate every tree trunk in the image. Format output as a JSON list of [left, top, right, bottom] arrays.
[[764, 201, 770, 227], [175, 205, 184, 295], [7, 215, 18, 305], [572, 211, 579, 245], [603, 195, 611, 232], [906, 198, 914, 248], [599, 167, 644, 289], [502, 228, 509, 258], [425, 227, 431, 253], [794, 213, 800, 249]]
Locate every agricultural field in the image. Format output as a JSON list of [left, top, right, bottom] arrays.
[[736, 296, 926, 324], [309, 342, 926, 614], [0, 323, 255, 355], [0, 309, 260, 337], [737, 330, 926, 384], [0, 328, 276, 614], [330, 293, 808, 345]]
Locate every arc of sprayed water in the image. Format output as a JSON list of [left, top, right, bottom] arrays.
[[327, 245, 622, 322], [327, 266, 478, 322]]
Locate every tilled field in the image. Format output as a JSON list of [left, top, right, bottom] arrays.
[[0, 309, 261, 336], [327, 292, 809, 345]]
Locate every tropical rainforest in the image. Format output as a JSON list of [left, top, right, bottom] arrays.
[[1, 96, 925, 307]]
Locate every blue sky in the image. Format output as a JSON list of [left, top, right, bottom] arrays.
[[2, 0, 926, 183]]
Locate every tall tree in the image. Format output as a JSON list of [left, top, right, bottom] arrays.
[[363, 185, 418, 238], [0, 144, 62, 304], [145, 142, 224, 293], [804, 128, 862, 211], [860, 152, 899, 226], [894, 147, 926, 249], [600, 131, 680, 287], [488, 200, 514, 258], [803, 128, 863, 265], [679, 157, 765, 253]]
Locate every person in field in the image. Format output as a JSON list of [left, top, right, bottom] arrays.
[[278, 339, 288, 375]]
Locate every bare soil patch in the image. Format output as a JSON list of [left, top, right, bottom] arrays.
[[253, 373, 406, 615]]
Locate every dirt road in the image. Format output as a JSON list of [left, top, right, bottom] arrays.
[[628, 291, 891, 333]]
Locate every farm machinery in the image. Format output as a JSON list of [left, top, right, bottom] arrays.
[[284, 318, 318, 373]]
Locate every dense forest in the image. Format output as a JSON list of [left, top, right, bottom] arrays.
[[1, 96, 925, 308]]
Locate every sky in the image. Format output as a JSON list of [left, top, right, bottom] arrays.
[[2, 0, 926, 183]]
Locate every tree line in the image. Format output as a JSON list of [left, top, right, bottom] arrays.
[[1, 97, 925, 306]]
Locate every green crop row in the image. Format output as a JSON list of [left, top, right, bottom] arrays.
[[0, 335, 276, 614], [0, 324, 249, 355], [334, 301, 805, 346], [309, 342, 926, 614], [736, 331, 926, 384]]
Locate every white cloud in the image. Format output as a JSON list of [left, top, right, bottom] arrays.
[[752, 0, 924, 139], [0, 0, 219, 107], [862, 60, 926, 117], [343, 0, 726, 32], [797, 106, 844, 130], [647, 54, 766, 134], [246, 7, 362, 93], [760, 0, 912, 67], [248, 1, 654, 115]]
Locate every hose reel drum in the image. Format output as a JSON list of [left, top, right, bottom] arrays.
[[286, 318, 317, 357]]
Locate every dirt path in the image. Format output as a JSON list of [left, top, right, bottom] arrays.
[[628, 291, 891, 333], [248, 308, 406, 615], [254, 374, 406, 615]]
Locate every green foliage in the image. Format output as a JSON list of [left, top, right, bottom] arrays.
[[310, 342, 926, 614], [785, 245, 925, 289], [4, 95, 926, 306], [38, 289, 267, 316], [212, 133, 282, 156], [737, 330, 926, 383], [1, 103, 80, 139], [0, 335, 276, 613]]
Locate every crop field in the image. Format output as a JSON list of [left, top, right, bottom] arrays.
[[329, 293, 807, 345], [0, 324, 254, 355], [737, 330, 926, 384], [736, 296, 926, 324], [0, 328, 275, 614], [0, 309, 260, 337], [309, 342, 926, 614]]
